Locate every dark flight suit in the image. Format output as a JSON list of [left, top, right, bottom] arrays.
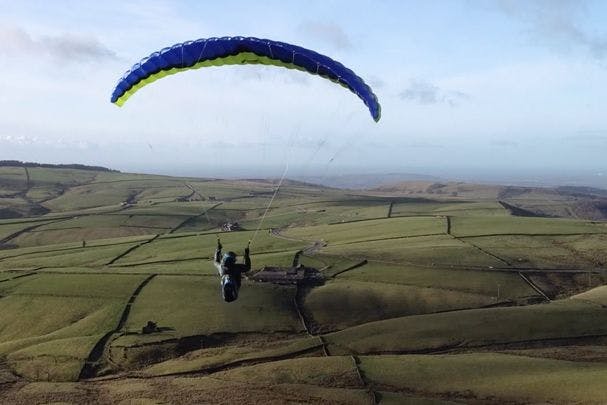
[[214, 246, 251, 290]]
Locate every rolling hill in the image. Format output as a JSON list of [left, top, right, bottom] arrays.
[[1, 165, 607, 404]]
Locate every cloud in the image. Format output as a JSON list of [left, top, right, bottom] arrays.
[[399, 79, 470, 106], [0, 26, 117, 62], [0, 133, 97, 149], [367, 75, 385, 89], [496, 0, 607, 60], [298, 21, 352, 50]]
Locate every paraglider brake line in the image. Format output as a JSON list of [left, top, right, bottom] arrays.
[[251, 162, 289, 244]]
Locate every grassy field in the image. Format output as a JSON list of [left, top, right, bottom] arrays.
[[122, 275, 304, 337], [324, 299, 607, 354], [390, 200, 508, 217], [1, 166, 607, 403], [337, 261, 537, 299], [141, 336, 322, 376], [304, 279, 496, 332], [450, 215, 607, 237], [0, 241, 146, 270], [462, 234, 607, 269], [572, 285, 607, 305], [283, 215, 445, 244], [109, 230, 304, 267], [360, 353, 607, 404], [0, 273, 146, 381], [320, 234, 505, 268]]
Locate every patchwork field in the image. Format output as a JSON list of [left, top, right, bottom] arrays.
[[1, 165, 607, 403]]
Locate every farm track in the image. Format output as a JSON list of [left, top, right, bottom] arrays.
[[79, 273, 158, 380], [518, 272, 551, 301]]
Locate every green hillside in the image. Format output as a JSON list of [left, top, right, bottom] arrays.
[[1, 165, 607, 404]]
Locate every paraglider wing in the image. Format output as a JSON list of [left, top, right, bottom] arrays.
[[110, 36, 381, 122]]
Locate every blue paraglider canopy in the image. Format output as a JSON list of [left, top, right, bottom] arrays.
[[111, 36, 381, 122]]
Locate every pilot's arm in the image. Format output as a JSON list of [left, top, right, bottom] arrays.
[[243, 245, 251, 272], [214, 238, 223, 276]]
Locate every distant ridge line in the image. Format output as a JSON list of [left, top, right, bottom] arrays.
[[0, 160, 119, 173]]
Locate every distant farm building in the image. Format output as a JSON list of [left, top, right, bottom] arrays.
[[221, 222, 242, 232]]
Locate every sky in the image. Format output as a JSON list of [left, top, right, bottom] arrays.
[[1, 0, 607, 182]]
